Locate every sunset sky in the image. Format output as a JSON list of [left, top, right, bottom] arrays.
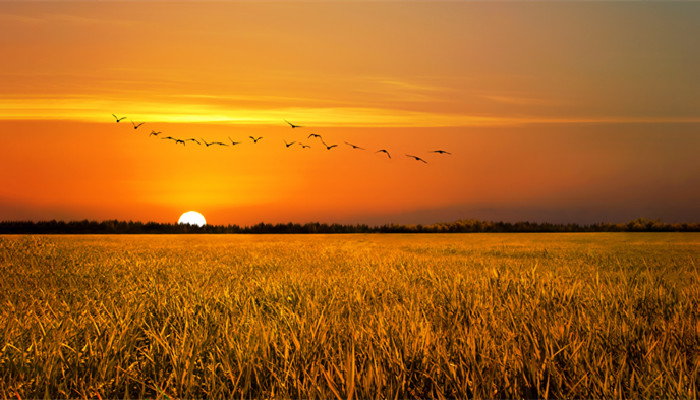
[[1, 1, 698, 226]]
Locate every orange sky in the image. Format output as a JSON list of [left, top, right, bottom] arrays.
[[1, 1, 699, 225]]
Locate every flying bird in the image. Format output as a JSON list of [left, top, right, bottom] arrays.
[[161, 136, 176, 141], [430, 150, 452, 155], [250, 136, 263, 144], [149, 130, 162, 136], [298, 143, 310, 149], [322, 141, 337, 150], [212, 141, 228, 147], [228, 137, 241, 146], [345, 141, 364, 150], [308, 133, 323, 140], [406, 154, 427, 163], [284, 140, 296, 148], [284, 120, 304, 129], [185, 138, 201, 145], [175, 139, 186, 146], [131, 121, 145, 130], [112, 114, 126, 123], [376, 149, 391, 159], [201, 138, 214, 147]]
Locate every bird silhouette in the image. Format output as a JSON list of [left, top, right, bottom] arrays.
[[185, 138, 201, 145], [250, 136, 263, 144], [212, 141, 228, 147], [308, 133, 323, 140], [228, 137, 241, 146], [345, 141, 364, 150], [284, 140, 296, 148], [131, 121, 145, 130], [112, 114, 126, 123], [149, 130, 162, 136], [201, 138, 214, 147], [406, 154, 427, 163], [430, 150, 452, 155], [285, 120, 303, 128], [161, 136, 175, 141], [298, 143, 310, 149], [175, 139, 186, 146], [321, 140, 337, 150], [376, 149, 391, 159]]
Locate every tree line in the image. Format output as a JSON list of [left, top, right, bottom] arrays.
[[0, 218, 697, 234]]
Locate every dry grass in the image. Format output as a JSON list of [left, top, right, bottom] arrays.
[[0, 233, 698, 399]]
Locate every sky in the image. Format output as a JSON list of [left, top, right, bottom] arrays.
[[1, 1, 698, 226]]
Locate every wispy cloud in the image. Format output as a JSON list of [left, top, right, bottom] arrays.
[[2, 95, 699, 127], [479, 94, 552, 106], [0, 11, 138, 26]]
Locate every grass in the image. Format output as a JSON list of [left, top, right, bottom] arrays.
[[0, 233, 698, 399]]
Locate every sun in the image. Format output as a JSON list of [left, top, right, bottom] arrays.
[[178, 211, 207, 227]]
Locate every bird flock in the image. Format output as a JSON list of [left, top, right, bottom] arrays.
[[111, 114, 451, 163]]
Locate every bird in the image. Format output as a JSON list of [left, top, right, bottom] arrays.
[[112, 114, 126, 123], [376, 149, 391, 159], [284, 140, 296, 148], [185, 138, 201, 145], [298, 143, 310, 149], [345, 141, 364, 150], [406, 154, 427, 163], [308, 133, 323, 140], [430, 150, 452, 155], [149, 130, 162, 136], [161, 136, 176, 141], [228, 137, 241, 146], [131, 121, 145, 130], [284, 120, 303, 128], [212, 141, 228, 147], [321, 140, 337, 150], [250, 136, 263, 144], [175, 139, 186, 146]]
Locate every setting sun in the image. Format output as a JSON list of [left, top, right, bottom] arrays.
[[178, 211, 206, 227]]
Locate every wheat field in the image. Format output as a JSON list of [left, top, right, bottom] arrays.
[[0, 233, 698, 399]]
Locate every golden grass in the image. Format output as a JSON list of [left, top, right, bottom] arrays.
[[0, 233, 698, 399]]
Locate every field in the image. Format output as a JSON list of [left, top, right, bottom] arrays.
[[1, 233, 698, 399]]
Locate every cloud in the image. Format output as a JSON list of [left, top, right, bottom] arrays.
[[2, 94, 699, 127]]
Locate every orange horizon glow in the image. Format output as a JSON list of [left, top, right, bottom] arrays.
[[1, 1, 699, 225]]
